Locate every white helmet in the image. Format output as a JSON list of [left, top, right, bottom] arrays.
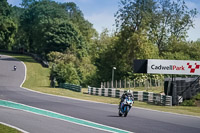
[[127, 90, 132, 93], [126, 90, 132, 95]]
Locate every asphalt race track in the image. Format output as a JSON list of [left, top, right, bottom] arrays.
[[0, 106, 108, 133], [0, 55, 200, 133]]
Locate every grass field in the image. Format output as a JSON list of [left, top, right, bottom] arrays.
[[0, 124, 21, 133], [1, 52, 200, 117]]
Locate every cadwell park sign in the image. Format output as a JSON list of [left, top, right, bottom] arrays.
[[147, 59, 200, 75], [133, 59, 200, 106], [134, 59, 200, 75]]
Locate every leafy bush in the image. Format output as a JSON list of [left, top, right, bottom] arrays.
[[194, 93, 200, 100], [48, 51, 97, 87], [181, 99, 196, 106], [50, 62, 80, 85]]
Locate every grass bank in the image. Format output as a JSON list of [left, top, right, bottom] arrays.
[[0, 124, 21, 133], [123, 86, 164, 93], [1, 52, 200, 117]]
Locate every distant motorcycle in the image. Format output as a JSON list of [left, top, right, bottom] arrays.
[[14, 66, 17, 71], [118, 96, 133, 117]]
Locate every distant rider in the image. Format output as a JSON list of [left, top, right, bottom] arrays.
[[14, 65, 17, 71]]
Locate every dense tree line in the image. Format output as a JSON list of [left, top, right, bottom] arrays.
[[0, 0, 199, 87], [0, 0, 97, 86], [96, 0, 200, 82]]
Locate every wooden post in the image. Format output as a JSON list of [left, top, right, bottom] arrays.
[[150, 78, 151, 89], [145, 79, 147, 90], [155, 79, 157, 87]]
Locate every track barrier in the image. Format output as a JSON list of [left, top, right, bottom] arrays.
[[88, 86, 172, 106], [59, 83, 81, 92]]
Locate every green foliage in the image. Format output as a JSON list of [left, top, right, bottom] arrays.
[[0, 16, 17, 50], [0, 0, 17, 50], [10, 6, 24, 23], [62, 2, 97, 43], [87, 0, 198, 84], [187, 41, 200, 60], [48, 51, 96, 87], [43, 20, 82, 54], [194, 93, 200, 100], [115, 0, 197, 54], [181, 93, 200, 106], [0, 0, 11, 16], [89, 29, 113, 62], [77, 57, 97, 86], [181, 99, 196, 106], [96, 30, 159, 81], [51, 62, 80, 85], [126, 31, 159, 60], [95, 36, 120, 81], [20, 0, 69, 54], [47, 51, 77, 64], [18, 0, 94, 57], [21, 0, 36, 8], [3, 0, 200, 87], [0, 124, 21, 133], [6, 0, 97, 86], [162, 39, 200, 60], [162, 52, 190, 60], [127, 73, 164, 83]]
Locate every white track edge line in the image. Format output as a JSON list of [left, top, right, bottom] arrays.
[[0, 122, 29, 133]]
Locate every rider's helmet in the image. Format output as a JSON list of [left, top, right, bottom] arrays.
[[126, 90, 132, 96]]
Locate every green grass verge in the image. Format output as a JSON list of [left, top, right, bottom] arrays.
[[123, 87, 164, 93], [1, 52, 200, 117], [0, 124, 21, 133]]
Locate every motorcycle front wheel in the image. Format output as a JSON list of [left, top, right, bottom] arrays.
[[118, 110, 122, 117], [124, 106, 130, 117]]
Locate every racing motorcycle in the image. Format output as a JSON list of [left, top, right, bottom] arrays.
[[14, 66, 17, 71], [118, 96, 133, 117]]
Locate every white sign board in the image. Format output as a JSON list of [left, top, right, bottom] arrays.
[[147, 59, 200, 75]]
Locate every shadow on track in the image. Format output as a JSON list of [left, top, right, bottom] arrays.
[[107, 115, 121, 117]]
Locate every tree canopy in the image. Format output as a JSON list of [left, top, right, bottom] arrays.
[[0, 0, 199, 87], [0, 0, 17, 50], [115, 0, 197, 54]]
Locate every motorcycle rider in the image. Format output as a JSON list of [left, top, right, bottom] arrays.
[[119, 90, 134, 109], [14, 65, 17, 71]]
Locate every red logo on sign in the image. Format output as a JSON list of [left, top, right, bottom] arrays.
[[187, 63, 200, 73]]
